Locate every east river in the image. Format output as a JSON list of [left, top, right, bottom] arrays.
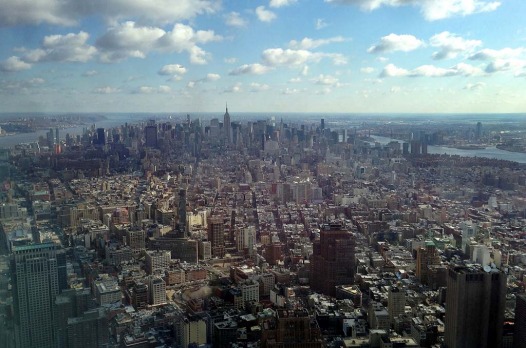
[[371, 135, 526, 164]]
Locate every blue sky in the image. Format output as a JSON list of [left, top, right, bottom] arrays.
[[1, 0, 526, 114]]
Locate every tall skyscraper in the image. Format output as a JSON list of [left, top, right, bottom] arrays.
[[388, 286, 405, 325], [145, 120, 158, 148], [96, 127, 105, 146], [178, 188, 187, 237], [444, 265, 506, 348], [223, 104, 231, 144], [208, 215, 225, 258], [311, 223, 355, 297], [514, 294, 526, 348], [11, 242, 67, 348]]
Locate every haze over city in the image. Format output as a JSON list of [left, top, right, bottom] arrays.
[[1, 0, 526, 113]]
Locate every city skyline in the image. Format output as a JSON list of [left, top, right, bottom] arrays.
[[1, 0, 526, 114]]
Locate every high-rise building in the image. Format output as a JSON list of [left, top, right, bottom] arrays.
[[145, 121, 158, 148], [178, 188, 187, 237], [148, 276, 167, 305], [514, 294, 526, 348], [66, 308, 109, 348], [96, 128, 105, 146], [145, 250, 171, 274], [223, 104, 231, 143], [416, 241, 441, 285], [208, 215, 225, 258], [388, 286, 406, 325], [444, 265, 506, 348], [310, 223, 355, 297], [126, 228, 145, 254], [11, 242, 67, 348]]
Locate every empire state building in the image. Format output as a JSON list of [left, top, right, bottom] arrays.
[[223, 104, 231, 144]]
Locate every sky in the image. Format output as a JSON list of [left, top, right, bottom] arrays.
[[1, 0, 526, 114]]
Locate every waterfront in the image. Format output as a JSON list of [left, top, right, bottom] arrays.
[[371, 135, 526, 164]]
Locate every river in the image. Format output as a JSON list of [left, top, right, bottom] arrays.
[[371, 135, 526, 164]]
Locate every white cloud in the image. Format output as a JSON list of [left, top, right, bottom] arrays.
[[158, 64, 187, 76], [315, 18, 328, 30], [380, 62, 483, 77], [249, 82, 270, 92], [224, 57, 238, 64], [205, 73, 221, 81], [315, 87, 332, 95], [301, 65, 309, 76], [0, 0, 219, 27], [289, 77, 302, 83], [288, 36, 347, 50], [324, 0, 501, 21], [136, 85, 172, 94], [469, 48, 526, 74], [262, 48, 346, 67], [256, 6, 277, 22], [469, 47, 525, 61], [361, 67, 375, 74], [93, 86, 120, 94], [96, 22, 166, 62], [224, 82, 242, 93], [229, 63, 273, 75], [225, 12, 247, 27], [368, 33, 424, 54], [0, 56, 32, 72], [270, 0, 297, 8], [430, 31, 482, 59], [18, 31, 97, 64], [313, 74, 340, 86], [97, 21, 221, 64]]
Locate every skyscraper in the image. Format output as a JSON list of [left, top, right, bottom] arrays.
[[444, 265, 506, 348], [96, 127, 105, 146], [388, 286, 405, 325], [223, 104, 231, 144], [311, 223, 355, 297], [178, 188, 187, 237], [208, 215, 225, 258], [514, 294, 526, 348], [145, 120, 158, 148], [11, 242, 67, 348]]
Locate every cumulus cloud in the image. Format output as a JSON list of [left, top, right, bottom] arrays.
[[313, 74, 341, 86], [288, 36, 347, 50], [158, 64, 187, 76], [315, 18, 328, 30], [256, 6, 277, 22], [229, 63, 273, 75], [282, 87, 301, 94], [469, 47, 525, 61], [270, 0, 297, 7], [360, 67, 375, 74], [262, 48, 346, 66], [324, 0, 501, 21], [430, 31, 482, 59], [136, 85, 172, 94], [225, 12, 247, 27], [0, 0, 219, 27], [205, 73, 221, 81], [97, 21, 221, 64], [249, 82, 270, 92], [368, 34, 424, 54], [380, 62, 483, 77], [224, 82, 242, 93], [224, 57, 238, 64], [93, 86, 120, 94], [0, 56, 32, 72], [17, 31, 97, 65], [469, 48, 526, 73]]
